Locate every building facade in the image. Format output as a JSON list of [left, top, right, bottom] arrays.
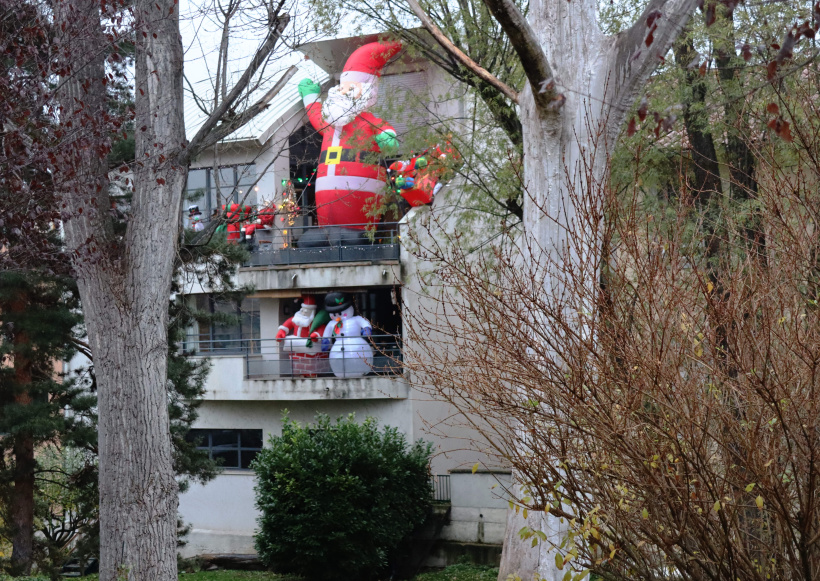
[[177, 34, 510, 566]]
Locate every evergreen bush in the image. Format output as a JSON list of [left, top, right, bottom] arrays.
[[253, 414, 433, 581]]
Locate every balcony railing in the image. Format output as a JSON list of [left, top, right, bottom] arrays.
[[181, 335, 403, 380], [247, 222, 401, 267]]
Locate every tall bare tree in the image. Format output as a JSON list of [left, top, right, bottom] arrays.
[[50, 0, 296, 577], [399, 0, 703, 577]]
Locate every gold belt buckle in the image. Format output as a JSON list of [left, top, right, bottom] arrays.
[[325, 146, 343, 165]]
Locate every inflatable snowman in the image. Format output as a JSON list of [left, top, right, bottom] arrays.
[[321, 292, 373, 378]]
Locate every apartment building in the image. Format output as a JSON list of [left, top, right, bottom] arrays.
[[176, 33, 510, 567]]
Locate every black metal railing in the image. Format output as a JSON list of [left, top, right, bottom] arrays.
[[430, 475, 451, 502], [180, 337, 260, 356], [181, 335, 403, 380], [247, 222, 402, 267]]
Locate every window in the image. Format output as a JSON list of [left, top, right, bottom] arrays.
[[185, 164, 257, 220], [187, 296, 260, 353], [288, 125, 322, 221], [186, 429, 263, 470]]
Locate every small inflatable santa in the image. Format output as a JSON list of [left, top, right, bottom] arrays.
[[388, 141, 462, 206], [297, 41, 403, 235], [276, 295, 330, 376]]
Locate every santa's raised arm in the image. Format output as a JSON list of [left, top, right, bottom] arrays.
[[297, 41, 402, 232]]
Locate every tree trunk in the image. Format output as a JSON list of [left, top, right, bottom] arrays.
[[10, 312, 35, 576], [674, 35, 723, 203], [498, 496, 566, 581], [56, 0, 186, 577], [83, 301, 180, 581], [711, 9, 756, 201], [496, 0, 699, 578], [10, 432, 35, 576]]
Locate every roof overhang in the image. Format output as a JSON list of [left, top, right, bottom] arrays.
[[298, 30, 430, 78]]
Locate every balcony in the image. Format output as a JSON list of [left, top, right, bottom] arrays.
[[247, 222, 401, 267], [182, 335, 408, 401]]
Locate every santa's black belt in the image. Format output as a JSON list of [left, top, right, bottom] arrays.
[[320, 147, 362, 165]]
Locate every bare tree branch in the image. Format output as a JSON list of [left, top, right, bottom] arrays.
[[69, 338, 93, 361], [479, 0, 555, 110], [186, 11, 290, 159], [183, 74, 213, 117], [607, 0, 700, 139], [375, 25, 524, 144], [405, 0, 519, 104], [193, 64, 297, 154]]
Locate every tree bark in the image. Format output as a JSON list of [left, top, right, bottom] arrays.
[[674, 35, 723, 204], [493, 0, 700, 579], [10, 431, 35, 576], [9, 302, 35, 576], [56, 0, 185, 577]]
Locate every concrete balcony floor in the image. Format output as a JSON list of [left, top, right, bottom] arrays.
[[195, 354, 409, 401], [238, 261, 401, 293]]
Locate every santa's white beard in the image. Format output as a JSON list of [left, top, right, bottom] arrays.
[[322, 84, 377, 128], [292, 309, 315, 328]]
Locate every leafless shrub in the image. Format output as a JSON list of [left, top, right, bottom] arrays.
[[401, 69, 820, 581]]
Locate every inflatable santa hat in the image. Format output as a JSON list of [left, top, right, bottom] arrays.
[[341, 40, 403, 84], [340, 40, 403, 107]]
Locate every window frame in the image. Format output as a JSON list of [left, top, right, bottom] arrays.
[[185, 163, 257, 218], [187, 428, 263, 471], [191, 295, 260, 353]]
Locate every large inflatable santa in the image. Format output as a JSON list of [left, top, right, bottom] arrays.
[[276, 295, 330, 376], [297, 41, 403, 244]]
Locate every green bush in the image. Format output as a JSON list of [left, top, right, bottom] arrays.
[[253, 414, 433, 581]]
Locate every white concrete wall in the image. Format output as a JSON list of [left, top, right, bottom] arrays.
[[258, 298, 279, 338], [240, 262, 401, 293], [178, 398, 417, 556], [441, 472, 511, 545], [401, 202, 508, 478], [180, 472, 258, 556]]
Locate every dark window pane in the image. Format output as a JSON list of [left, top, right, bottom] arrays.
[[241, 450, 259, 469], [213, 450, 239, 468], [211, 430, 238, 449], [236, 165, 257, 205], [240, 299, 260, 344], [186, 169, 208, 205], [212, 300, 241, 348], [186, 429, 209, 447], [239, 429, 263, 449], [184, 428, 260, 470], [216, 167, 236, 204], [187, 169, 207, 191], [236, 164, 256, 187]]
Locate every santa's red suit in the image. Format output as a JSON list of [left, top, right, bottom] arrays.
[[222, 203, 252, 242], [300, 41, 403, 229], [276, 296, 329, 376]]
